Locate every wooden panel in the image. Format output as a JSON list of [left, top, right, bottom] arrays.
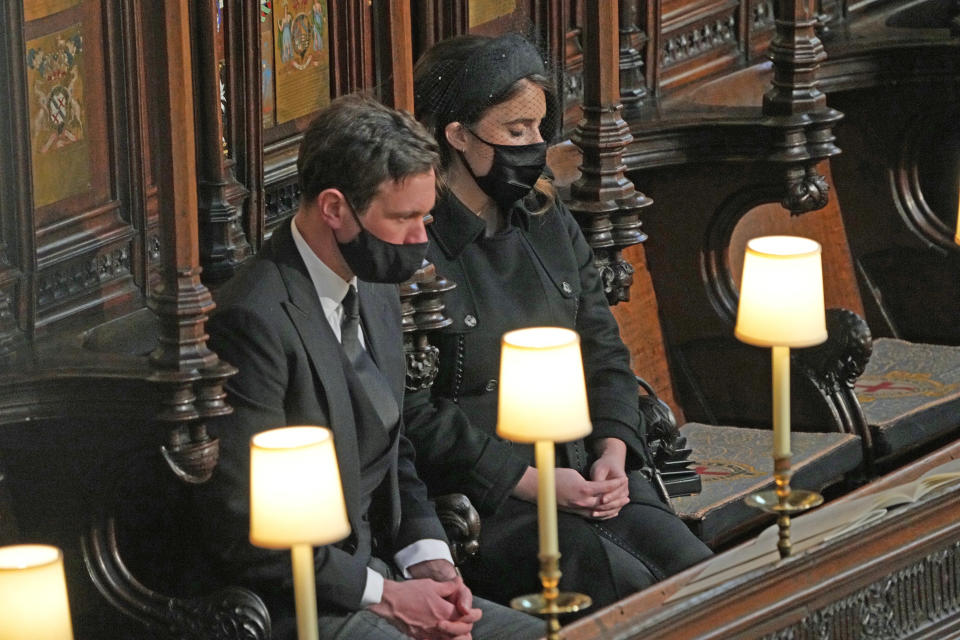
[[728, 164, 865, 318], [611, 243, 685, 422], [660, 0, 742, 91], [20, 0, 146, 336]]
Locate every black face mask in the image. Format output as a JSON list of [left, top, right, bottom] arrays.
[[463, 129, 547, 209], [337, 203, 427, 283]]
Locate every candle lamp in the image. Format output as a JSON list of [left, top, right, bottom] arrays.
[[496, 327, 593, 640], [0, 544, 74, 640], [735, 236, 828, 558], [250, 426, 350, 640]]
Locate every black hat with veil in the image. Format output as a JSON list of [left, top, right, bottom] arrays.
[[413, 32, 560, 167]]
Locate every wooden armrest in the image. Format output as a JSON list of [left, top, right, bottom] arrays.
[[638, 377, 702, 498], [794, 308, 873, 394], [83, 450, 272, 639], [434, 493, 480, 565]]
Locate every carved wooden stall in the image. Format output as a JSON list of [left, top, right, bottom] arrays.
[[610, 0, 960, 476], [1, 0, 959, 638]]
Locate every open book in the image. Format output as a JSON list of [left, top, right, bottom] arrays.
[[668, 457, 960, 601]]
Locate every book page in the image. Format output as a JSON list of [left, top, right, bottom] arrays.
[[669, 456, 960, 601]]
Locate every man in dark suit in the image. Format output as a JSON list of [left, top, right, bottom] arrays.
[[200, 95, 541, 640]]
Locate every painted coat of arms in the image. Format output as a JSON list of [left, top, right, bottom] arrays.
[[272, 0, 328, 124], [26, 24, 91, 207]]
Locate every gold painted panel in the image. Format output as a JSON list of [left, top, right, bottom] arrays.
[[272, 0, 329, 125], [469, 0, 518, 28], [24, 0, 82, 22], [26, 23, 91, 208]]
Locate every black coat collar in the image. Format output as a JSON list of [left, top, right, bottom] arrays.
[[428, 193, 486, 259], [429, 191, 551, 258]]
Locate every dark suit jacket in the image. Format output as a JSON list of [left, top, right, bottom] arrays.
[[199, 221, 447, 612]]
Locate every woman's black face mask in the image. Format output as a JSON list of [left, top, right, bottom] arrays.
[[337, 201, 427, 283], [462, 128, 547, 209]]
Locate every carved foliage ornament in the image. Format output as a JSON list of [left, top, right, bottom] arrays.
[[762, 541, 960, 639]]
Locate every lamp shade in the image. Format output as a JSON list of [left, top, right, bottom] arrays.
[[735, 236, 828, 348], [250, 426, 351, 549], [0, 544, 74, 640], [496, 327, 592, 443]]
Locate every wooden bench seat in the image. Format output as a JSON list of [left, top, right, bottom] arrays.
[[855, 338, 960, 461], [673, 424, 862, 548]]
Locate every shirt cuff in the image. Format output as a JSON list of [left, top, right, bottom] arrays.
[[361, 568, 385, 607], [394, 539, 455, 578]]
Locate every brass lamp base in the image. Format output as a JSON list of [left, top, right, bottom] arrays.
[[510, 591, 593, 616], [745, 458, 823, 558], [744, 488, 823, 512], [510, 554, 591, 640]]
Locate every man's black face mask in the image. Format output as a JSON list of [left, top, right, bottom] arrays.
[[336, 200, 428, 283]]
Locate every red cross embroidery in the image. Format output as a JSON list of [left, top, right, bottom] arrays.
[[695, 466, 732, 477], [856, 380, 915, 393]]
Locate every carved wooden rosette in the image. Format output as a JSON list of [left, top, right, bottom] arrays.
[[567, 2, 650, 305], [400, 261, 455, 392], [763, 0, 842, 214], [195, 0, 252, 284]]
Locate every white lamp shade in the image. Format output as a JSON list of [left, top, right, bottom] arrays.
[[250, 426, 351, 549], [735, 236, 828, 348], [496, 327, 592, 443], [0, 544, 74, 640]]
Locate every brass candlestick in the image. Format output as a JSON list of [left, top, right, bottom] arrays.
[[510, 554, 591, 640], [745, 456, 823, 558]]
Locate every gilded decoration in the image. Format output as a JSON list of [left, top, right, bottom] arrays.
[[272, 0, 329, 124], [26, 23, 91, 208], [469, 0, 518, 28], [24, 0, 81, 22]]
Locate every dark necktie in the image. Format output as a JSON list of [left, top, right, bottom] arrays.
[[340, 286, 400, 430]]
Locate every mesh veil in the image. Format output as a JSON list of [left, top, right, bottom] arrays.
[[413, 32, 560, 158]]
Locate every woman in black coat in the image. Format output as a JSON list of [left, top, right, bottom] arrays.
[[404, 32, 712, 611]]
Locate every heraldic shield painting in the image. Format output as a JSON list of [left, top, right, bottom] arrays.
[[26, 21, 91, 208], [271, 0, 329, 125]]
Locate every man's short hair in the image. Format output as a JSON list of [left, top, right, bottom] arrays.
[[297, 94, 440, 213]]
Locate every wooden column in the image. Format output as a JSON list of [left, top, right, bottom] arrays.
[[567, 1, 650, 305], [194, 0, 252, 284], [762, 0, 842, 214], [148, 0, 234, 483], [380, 0, 415, 110], [619, 0, 649, 120], [382, 1, 457, 393], [0, 1, 31, 355]]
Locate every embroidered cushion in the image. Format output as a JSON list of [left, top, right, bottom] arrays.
[[855, 338, 960, 458], [672, 424, 862, 548]]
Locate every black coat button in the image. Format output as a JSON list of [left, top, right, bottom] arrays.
[[484, 379, 498, 392]]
